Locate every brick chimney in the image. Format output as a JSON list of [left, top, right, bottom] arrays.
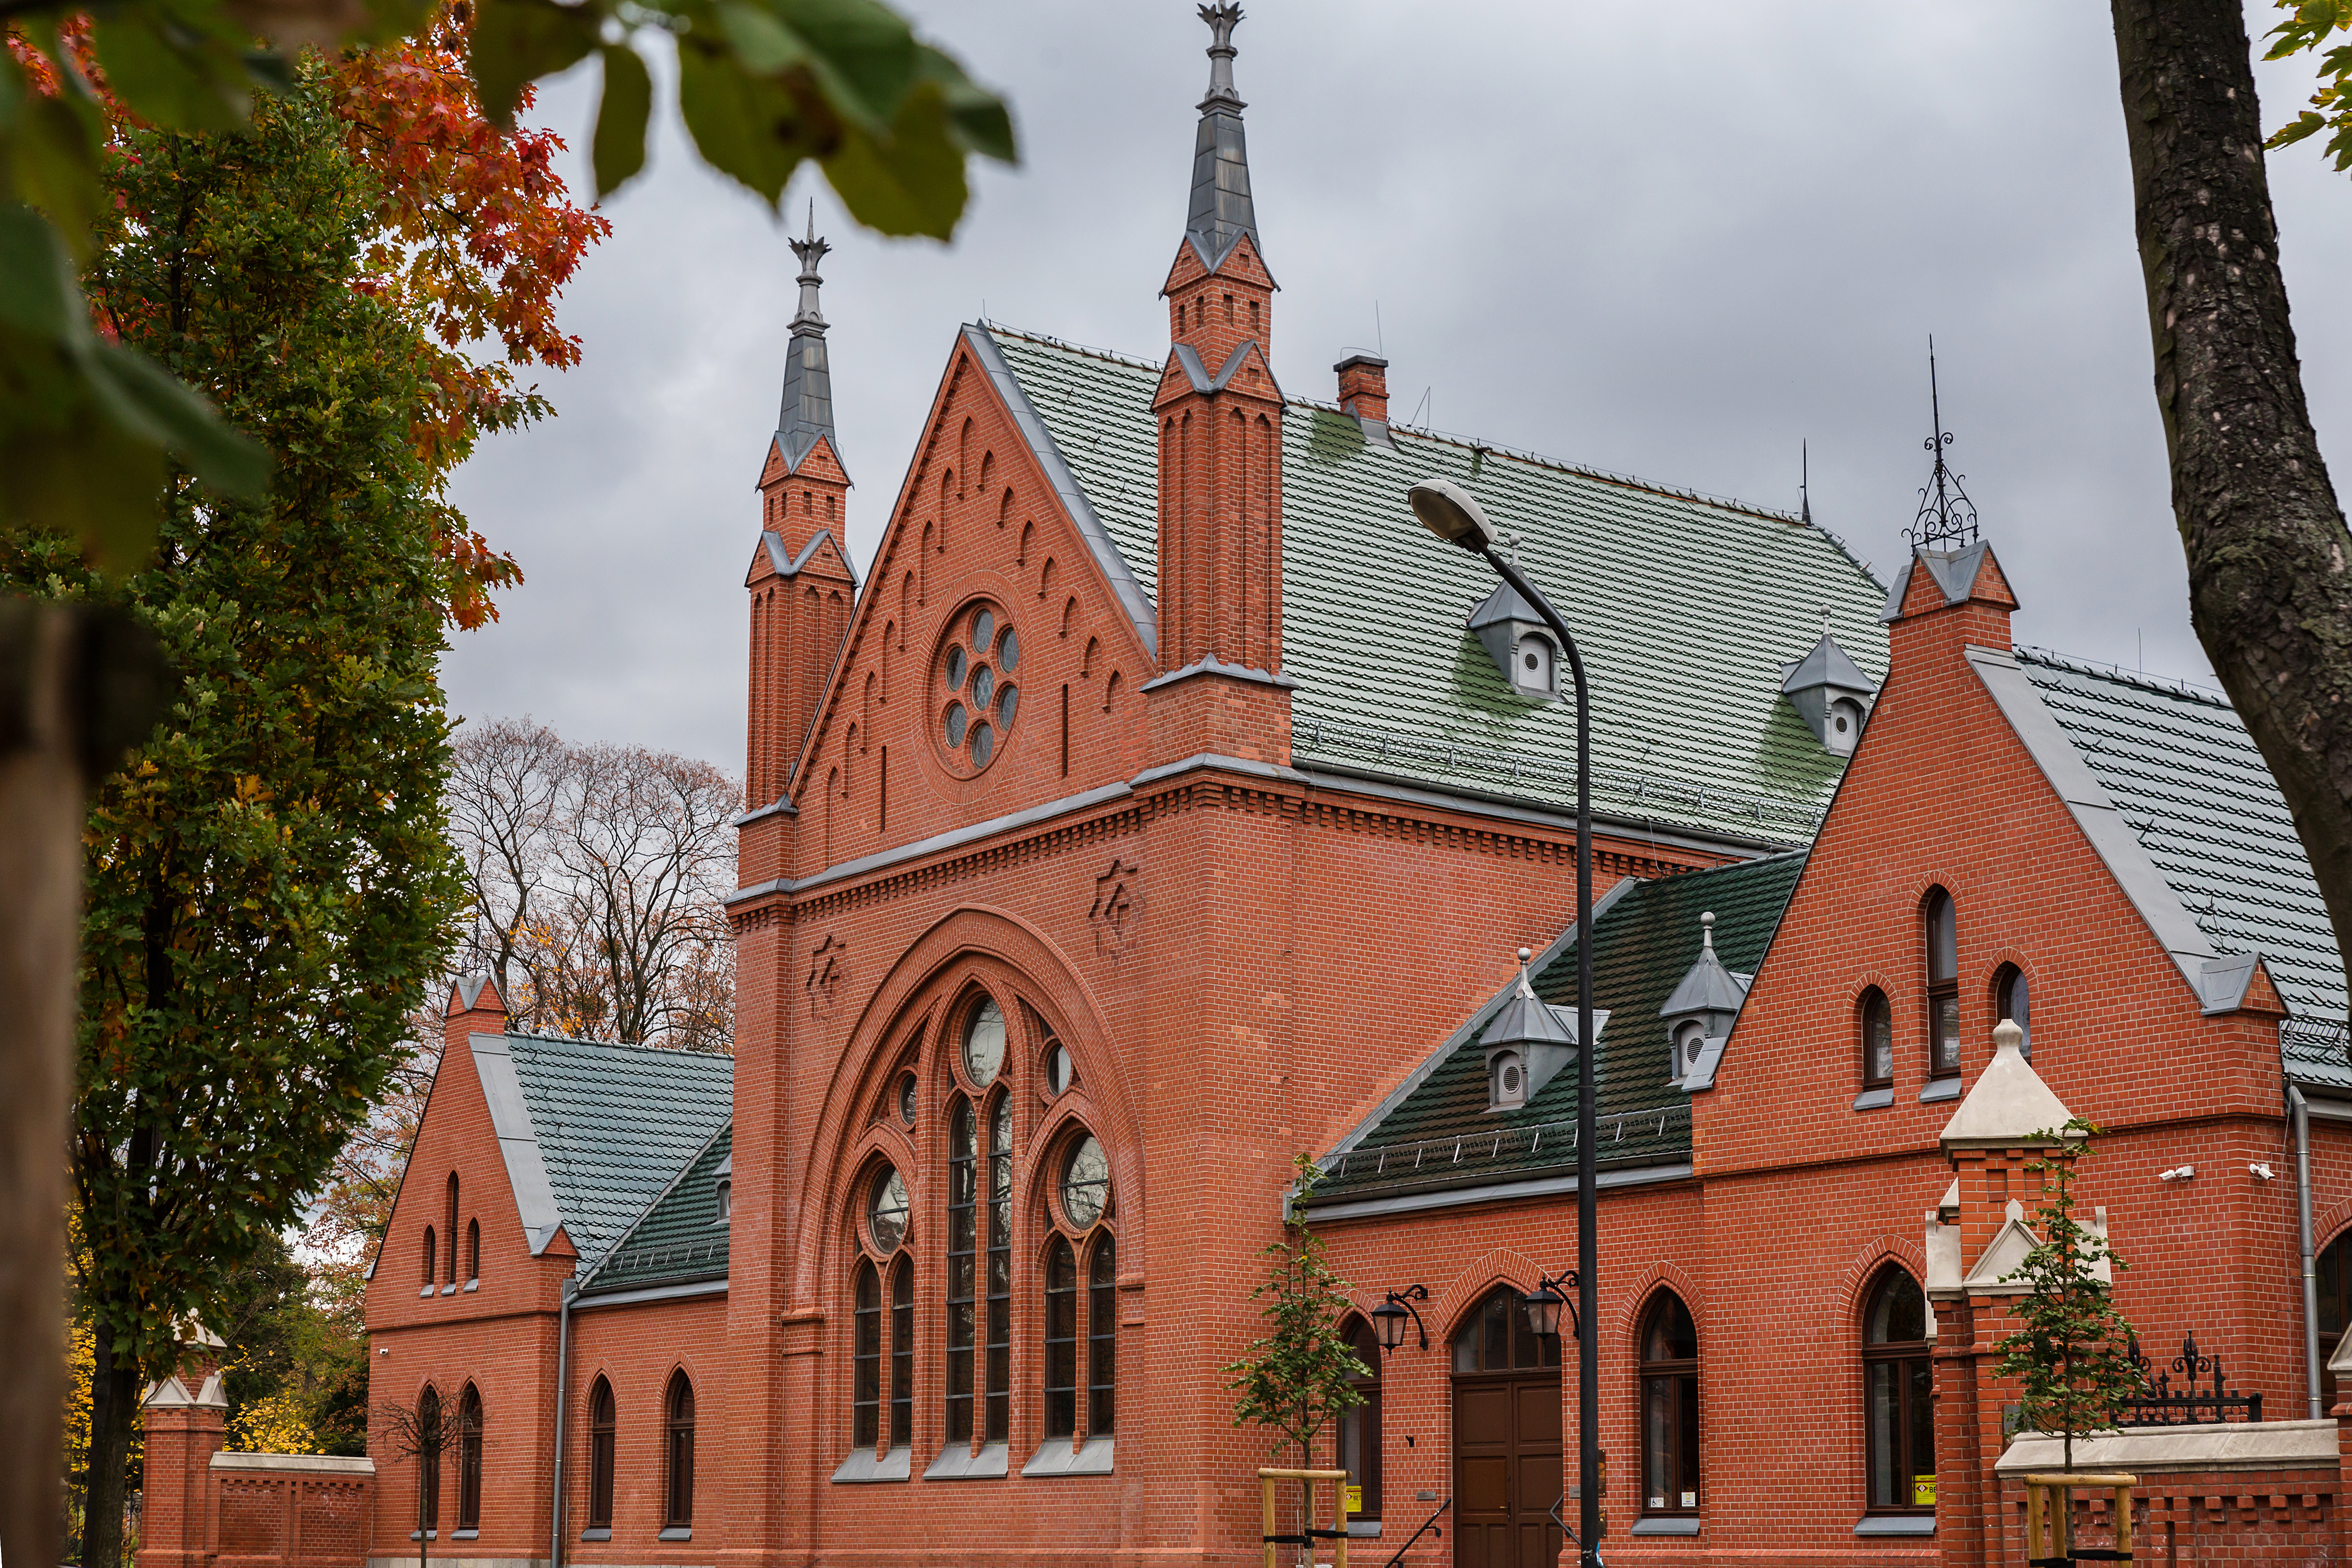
[[1335, 353, 1388, 423]]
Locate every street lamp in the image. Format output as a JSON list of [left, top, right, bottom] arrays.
[[1521, 1270, 1580, 1343], [1408, 476, 1600, 1568], [1371, 1284, 1430, 1354]]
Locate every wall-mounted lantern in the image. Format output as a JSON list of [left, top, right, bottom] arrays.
[[1372, 1284, 1430, 1354], [1522, 1270, 1581, 1342]]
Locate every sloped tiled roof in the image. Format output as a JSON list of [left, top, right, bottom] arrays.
[[986, 327, 1887, 844], [1307, 853, 1806, 1208], [579, 1124, 732, 1296], [494, 1035, 732, 1270], [2016, 650, 2342, 1022]]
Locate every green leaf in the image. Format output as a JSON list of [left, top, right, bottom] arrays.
[[2269, 108, 2328, 150], [773, 0, 917, 127], [675, 38, 828, 205], [715, 1, 811, 75], [89, 11, 252, 134], [592, 43, 654, 200], [87, 339, 270, 500], [821, 76, 965, 239], [913, 43, 1013, 164], [0, 201, 79, 339], [470, 0, 601, 130], [5, 93, 106, 259]]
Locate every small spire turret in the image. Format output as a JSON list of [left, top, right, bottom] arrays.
[[775, 201, 839, 476], [1185, 3, 1259, 268]]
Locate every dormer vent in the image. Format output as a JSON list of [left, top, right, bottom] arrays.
[[1468, 580, 1560, 701], [1781, 623, 1877, 755], [1485, 947, 1575, 1111], [1659, 912, 1750, 1086]]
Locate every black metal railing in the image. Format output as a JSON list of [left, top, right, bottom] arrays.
[[2120, 1333, 2261, 1426], [1381, 1498, 1449, 1568]]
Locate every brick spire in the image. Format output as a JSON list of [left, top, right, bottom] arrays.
[[1185, 3, 1258, 269]]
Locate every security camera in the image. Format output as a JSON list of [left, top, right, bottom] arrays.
[[2251, 1163, 2277, 1181], [2157, 1165, 2195, 1181]]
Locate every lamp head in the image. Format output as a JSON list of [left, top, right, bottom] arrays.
[[1520, 1281, 1567, 1340], [1370, 1296, 1411, 1352], [1408, 478, 1499, 552]]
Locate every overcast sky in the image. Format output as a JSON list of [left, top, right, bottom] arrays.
[[439, 1, 2352, 774]]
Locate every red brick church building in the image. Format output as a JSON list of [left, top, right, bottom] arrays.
[[345, 11, 2352, 1568]]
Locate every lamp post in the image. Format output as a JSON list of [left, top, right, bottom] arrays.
[[1408, 477, 1598, 1568]]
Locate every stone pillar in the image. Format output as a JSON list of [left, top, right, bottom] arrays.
[[1931, 1292, 1987, 1568], [136, 1336, 229, 1568]]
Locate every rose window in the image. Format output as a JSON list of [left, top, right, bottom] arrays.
[[937, 602, 1020, 772]]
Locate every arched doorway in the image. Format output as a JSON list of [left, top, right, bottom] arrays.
[[1451, 1286, 1562, 1568]]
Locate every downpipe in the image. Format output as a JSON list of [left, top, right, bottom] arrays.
[[552, 1276, 576, 1568], [2292, 1085, 2321, 1419]]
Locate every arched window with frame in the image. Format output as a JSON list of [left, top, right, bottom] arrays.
[[1637, 1292, 1698, 1518], [1860, 988, 1894, 1090], [466, 1219, 480, 1286], [888, 1259, 914, 1449], [1862, 1267, 1935, 1514], [2319, 1229, 2352, 1413], [1923, 889, 1960, 1078], [852, 1259, 882, 1450], [445, 1172, 460, 1285], [1994, 963, 2031, 1058], [422, 1226, 435, 1290], [1337, 1316, 1382, 1523], [586, 1377, 616, 1531], [985, 1094, 1013, 1441], [417, 1384, 442, 1532], [946, 1095, 978, 1443], [664, 1370, 695, 1528], [1087, 1232, 1117, 1435], [1044, 1236, 1078, 1439], [456, 1384, 484, 1530]]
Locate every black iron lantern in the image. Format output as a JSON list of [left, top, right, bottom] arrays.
[[1373, 1284, 1429, 1354], [1522, 1270, 1579, 1342]]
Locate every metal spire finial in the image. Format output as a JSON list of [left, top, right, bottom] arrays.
[[1906, 338, 1979, 551], [1183, 3, 1259, 264], [1800, 439, 1812, 527], [774, 203, 838, 473], [1199, 3, 1244, 107], [1516, 946, 1536, 997]]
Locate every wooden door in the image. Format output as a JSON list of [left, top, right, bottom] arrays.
[[1450, 1285, 1564, 1568]]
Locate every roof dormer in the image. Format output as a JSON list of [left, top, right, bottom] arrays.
[[1468, 580, 1560, 702], [1781, 626, 1877, 756], [1483, 947, 1607, 1111], [1660, 912, 1749, 1087]]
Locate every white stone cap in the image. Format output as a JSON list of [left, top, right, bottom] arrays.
[[1997, 1420, 2337, 1476], [212, 1451, 375, 1474], [143, 1372, 228, 1411], [2325, 1319, 2352, 1375], [1940, 1020, 2075, 1150]]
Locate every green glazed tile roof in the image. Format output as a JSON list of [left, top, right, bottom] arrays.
[[500, 1035, 732, 1269], [986, 327, 1888, 843], [579, 1124, 732, 1295], [1308, 853, 1805, 1206], [2015, 649, 2348, 1085]]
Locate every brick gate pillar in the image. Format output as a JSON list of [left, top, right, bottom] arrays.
[[138, 1325, 230, 1568]]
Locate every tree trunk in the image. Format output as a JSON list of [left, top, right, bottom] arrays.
[[0, 602, 85, 1568], [0, 598, 173, 1568], [2110, 0, 2352, 999], [83, 1330, 141, 1568]]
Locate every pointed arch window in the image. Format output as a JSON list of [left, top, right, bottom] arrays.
[[456, 1384, 484, 1530], [852, 1259, 883, 1450], [445, 1173, 460, 1285], [1087, 1232, 1117, 1434], [986, 1094, 1013, 1441], [417, 1384, 442, 1532], [422, 1227, 436, 1291], [1337, 1316, 1381, 1521], [1637, 1292, 1698, 1516], [664, 1370, 695, 1528], [1994, 963, 2031, 1058], [466, 1220, 480, 1286], [888, 1259, 914, 1449], [1863, 1267, 1935, 1513], [1452, 1284, 1561, 1373], [1044, 1237, 1078, 1440], [946, 1095, 978, 1442], [1923, 889, 1960, 1078], [586, 1377, 616, 1530], [1860, 988, 1894, 1090]]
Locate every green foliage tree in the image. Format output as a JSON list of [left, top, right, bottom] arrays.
[[1225, 1155, 1369, 1556], [1991, 1120, 2142, 1474], [1, 67, 464, 1568]]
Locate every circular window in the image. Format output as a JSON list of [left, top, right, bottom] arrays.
[[963, 997, 1006, 1087], [868, 1166, 909, 1253], [934, 602, 1018, 774], [1044, 1042, 1074, 1096], [897, 1073, 917, 1126], [1060, 1135, 1109, 1228]]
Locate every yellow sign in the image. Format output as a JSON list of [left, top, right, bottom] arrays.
[[1913, 1475, 1937, 1506], [1344, 1486, 1362, 1516]]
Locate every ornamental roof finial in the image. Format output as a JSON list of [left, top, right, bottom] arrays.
[[1184, 3, 1260, 266]]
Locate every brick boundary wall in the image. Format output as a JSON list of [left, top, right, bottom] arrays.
[[139, 1448, 375, 1568]]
